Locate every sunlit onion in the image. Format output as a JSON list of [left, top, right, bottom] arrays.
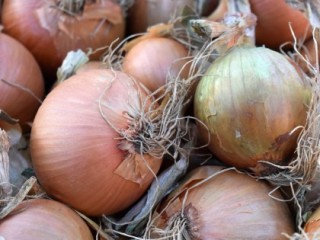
[[194, 46, 310, 174], [151, 166, 294, 239], [0, 33, 44, 124], [0, 198, 94, 240], [30, 69, 162, 216]]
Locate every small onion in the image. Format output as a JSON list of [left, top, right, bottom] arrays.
[[123, 37, 190, 95], [194, 46, 310, 173], [1, 0, 125, 81], [304, 206, 320, 239], [30, 69, 162, 216], [127, 0, 219, 35], [152, 166, 294, 239], [0, 33, 44, 124], [0, 198, 94, 240], [208, 0, 311, 49]]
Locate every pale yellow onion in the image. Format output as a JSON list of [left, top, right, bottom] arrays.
[[152, 166, 294, 239], [0, 33, 44, 124], [30, 69, 162, 216], [0, 199, 94, 240], [127, 0, 219, 35], [2, 0, 125, 83], [194, 46, 310, 173], [123, 37, 190, 95]]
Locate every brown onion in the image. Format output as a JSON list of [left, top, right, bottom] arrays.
[[194, 46, 310, 173], [208, 0, 311, 49], [127, 0, 219, 35], [30, 69, 162, 216], [151, 166, 294, 239], [0, 33, 44, 124], [0, 198, 93, 239], [123, 37, 190, 95], [1, 0, 125, 81]]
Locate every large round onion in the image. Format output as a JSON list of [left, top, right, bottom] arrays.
[[0, 33, 44, 123], [127, 0, 219, 35], [1, 0, 125, 81], [0, 198, 93, 239], [151, 166, 294, 239], [123, 37, 190, 95], [30, 69, 162, 216], [194, 46, 310, 173]]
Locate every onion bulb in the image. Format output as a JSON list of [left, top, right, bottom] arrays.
[[194, 46, 310, 173], [0, 33, 44, 124], [304, 206, 320, 239], [1, 0, 125, 80], [30, 69, 162, 216], [208, 0, 311, 49], [127, 0, 219, 35], [151, 166, 294, 239], [0, 198, 93, 240], [123, 37, 191, 95]]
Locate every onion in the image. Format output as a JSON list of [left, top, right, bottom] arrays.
[[0, 198, 94, 239], [127, 0, 219, 35], [151, 166, 294, 239], [30, 69, 162, 216], [208, 0, 311, 49], [123, 37, 191, 95], [1, 0, 125, 81], [0, 33, 44, 124], [194, 46, 310, 174], [304, 206, 320, 239]]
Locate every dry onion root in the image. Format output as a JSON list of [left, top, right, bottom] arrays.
[[1, 0, 126, 84], [147, 166, 294, 240]]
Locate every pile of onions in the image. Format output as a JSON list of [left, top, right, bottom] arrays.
[[0, 199, 94, 239], [1, 0, 125, 81], [151, 166, 294, 239], [127, 0, 219, 35], [194, 46, 310, 174], [30, 69, 162, 216], [208, 0, 311, 49], [123, 37, 191, 96], [0, 33, 44, 124]]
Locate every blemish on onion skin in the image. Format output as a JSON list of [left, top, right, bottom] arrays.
[[235, 130, 241, 138]]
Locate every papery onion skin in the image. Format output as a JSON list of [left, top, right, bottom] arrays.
[[153, 166, 294, 239], [251, 0, 311, 49], [127, 0, 219, 35], [30, 69, 162, 216], [0, 199, 94, 240], [304, 206, 320, 239], [123, 37, 190, 95], [0, 33, 44, 123], [194, 46, 310, 173], [208, 0, 311, 49], [1, 0, 125, 82]]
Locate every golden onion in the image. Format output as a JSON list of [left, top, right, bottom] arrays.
[[194, 46, 310, 173]]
